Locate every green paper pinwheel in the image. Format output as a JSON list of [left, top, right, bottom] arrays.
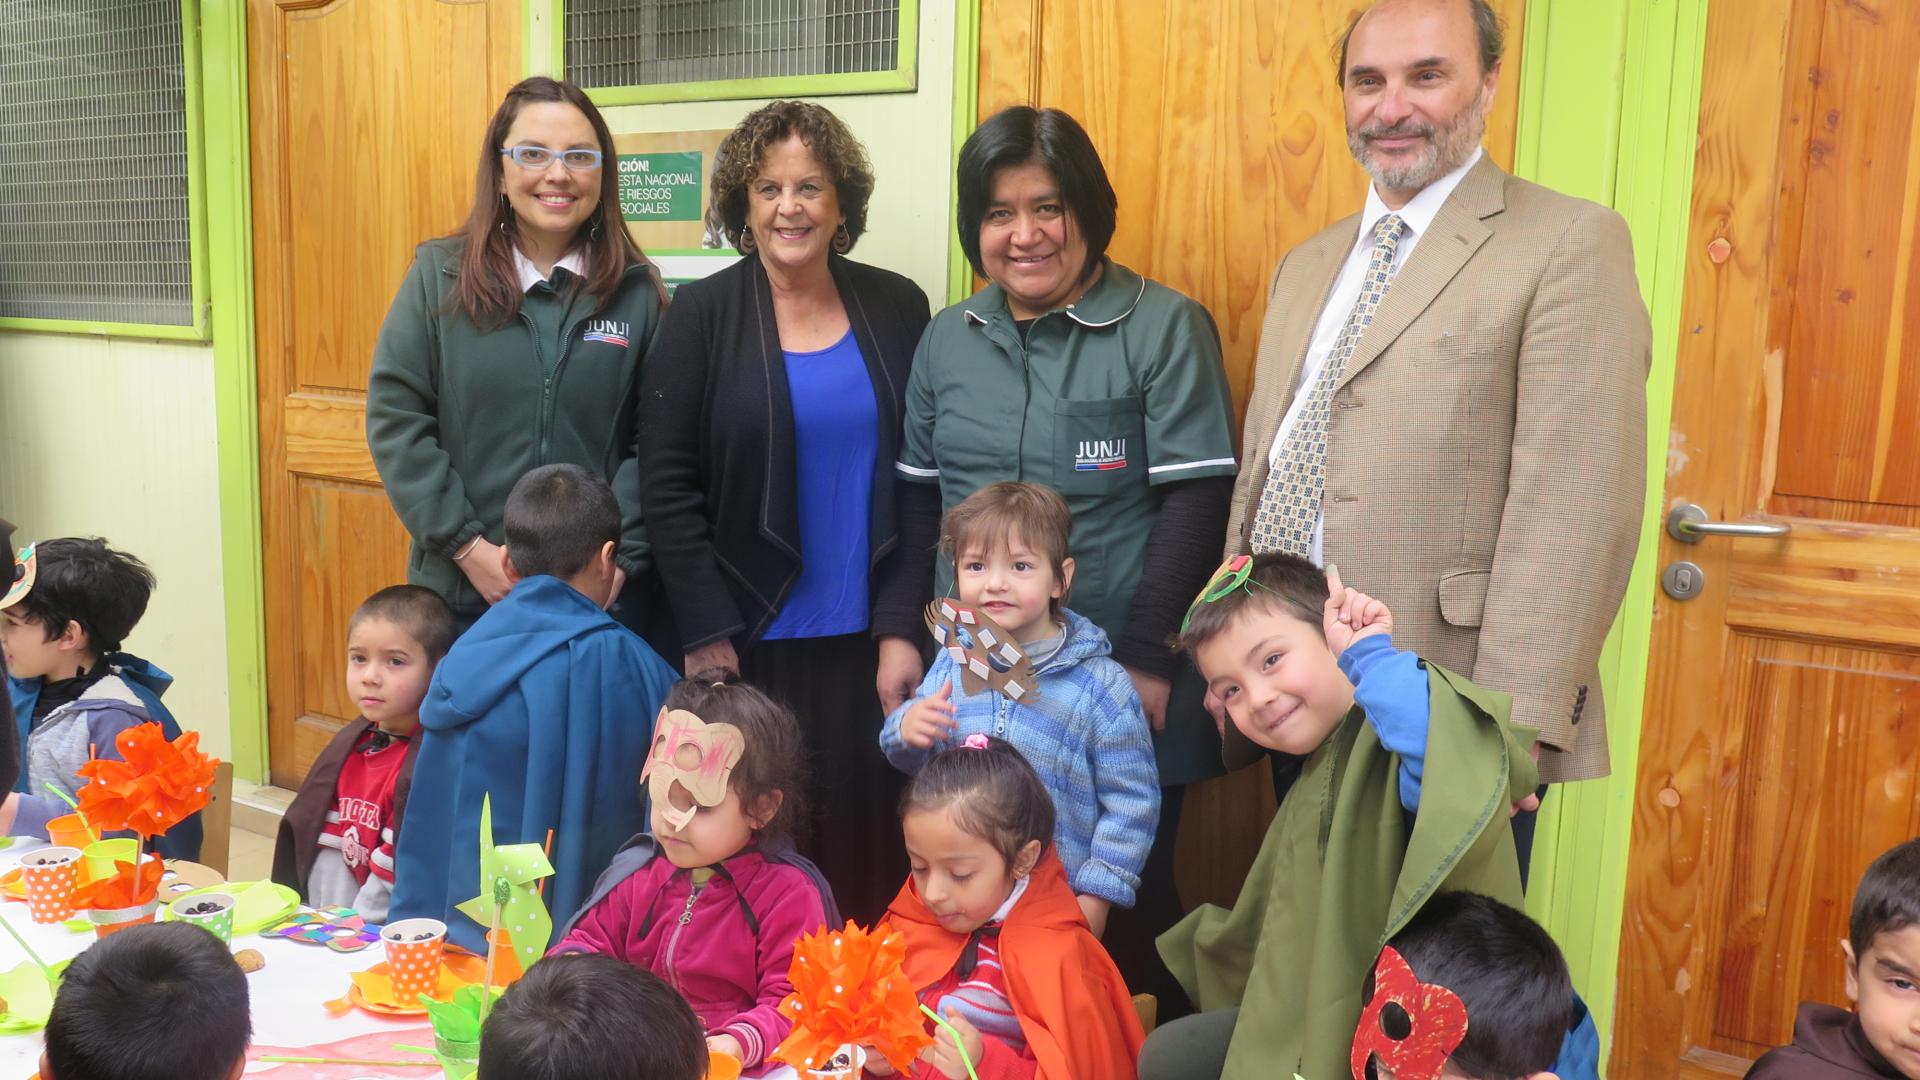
[[454, 794, 555, 975]]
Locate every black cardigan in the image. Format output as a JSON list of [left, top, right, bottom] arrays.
[[636, 253, 932, 650]]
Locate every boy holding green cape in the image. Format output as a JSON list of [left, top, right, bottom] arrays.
[[1143, 555, 1539, 1080]]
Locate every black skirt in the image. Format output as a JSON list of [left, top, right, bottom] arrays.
[[741, 632, 907, 926]]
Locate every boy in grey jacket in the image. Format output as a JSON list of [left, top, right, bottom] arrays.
[[0, 538, 168, 840]]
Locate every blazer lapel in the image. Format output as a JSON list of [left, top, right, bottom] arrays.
[[1245, 223, 1354, 465], [1337, 154, 1505, 392]]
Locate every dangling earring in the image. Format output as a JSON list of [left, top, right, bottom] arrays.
[[497, 193, 513, 238], [738, 227, 757, 254], [833, 222, 852, 254], [589, 217, 602, 242]]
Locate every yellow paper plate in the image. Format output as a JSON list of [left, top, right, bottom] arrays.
[[347, 955, 489, 1015]]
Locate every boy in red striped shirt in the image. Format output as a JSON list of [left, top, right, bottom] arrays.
[[272, 586, 455, 920]]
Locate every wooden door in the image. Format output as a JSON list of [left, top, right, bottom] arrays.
[[249, 0, 520, 789], [976, 0, 1524, 908], [1615, 1, 1920, 1076]]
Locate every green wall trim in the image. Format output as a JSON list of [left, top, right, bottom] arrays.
[[201, 0, 268, 783], [945, 0, 981, 305], [0, 318, 205, 340], [544, 0, 920, 105], [1512, 0, 1707, 1067]]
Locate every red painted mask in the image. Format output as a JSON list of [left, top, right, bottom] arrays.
[[1350, 946, 1469, 1080]]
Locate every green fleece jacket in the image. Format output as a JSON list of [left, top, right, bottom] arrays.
[[1158, 664, 1538, 1080], [366, 238, 662, 610]]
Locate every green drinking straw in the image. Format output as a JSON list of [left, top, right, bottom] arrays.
[[42, 783, 97, 844], [0, 909, 55, 980], [258, 1057, 437, 1067], [919, 1003, 981, 1080]]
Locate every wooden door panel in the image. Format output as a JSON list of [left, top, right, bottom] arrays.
[[1772, 0, 1920, 512], [290, 478, 412, 779], [1617, 0, 1920, 1074], [1708, 636, 1920, 1054], [252, 0, 519, 789]]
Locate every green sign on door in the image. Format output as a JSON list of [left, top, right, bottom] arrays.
[[617, 151, 703, 221]]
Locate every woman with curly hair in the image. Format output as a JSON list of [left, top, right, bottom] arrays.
[[637, 100, 930, 921]]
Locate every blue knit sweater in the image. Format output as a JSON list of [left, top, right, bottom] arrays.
[[879, 608, 1159, 907]]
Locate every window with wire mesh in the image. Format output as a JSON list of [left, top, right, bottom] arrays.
[[567, 0, 903, 90], [0, 0, 193, 327]]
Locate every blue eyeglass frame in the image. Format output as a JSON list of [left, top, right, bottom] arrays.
[[499, 145, 604, 171]]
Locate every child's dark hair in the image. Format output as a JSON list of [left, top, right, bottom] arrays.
[[660, 668, 809, 843], [941, 484, 1074, 617], [1174, 552, 1328, 655], [503, 464, 620, 580], [350, 584, 458, 660], [9, 538, 154, 657], [44, 922, 251, 1080], [1376, 892, 1572, 1080], [1850, 838, 1920, 958], [901, 736, 1055, 869], [479, 953, 705, 1080]]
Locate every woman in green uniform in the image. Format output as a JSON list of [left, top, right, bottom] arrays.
[[368, 77, 667, 639], [871, 106, 1238, 1011]]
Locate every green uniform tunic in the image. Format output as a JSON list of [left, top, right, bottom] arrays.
[[367, 238, 662, 613], [896, 260, 1237, 781]]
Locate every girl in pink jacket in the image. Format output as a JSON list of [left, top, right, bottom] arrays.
[[552, 671, 836, 1075]]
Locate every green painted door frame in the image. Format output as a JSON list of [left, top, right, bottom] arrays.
[[203, 0, 268, 783], [1510, 0, 1708, 1064]]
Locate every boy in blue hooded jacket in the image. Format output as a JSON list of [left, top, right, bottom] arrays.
[[389, 464, 677, 953]]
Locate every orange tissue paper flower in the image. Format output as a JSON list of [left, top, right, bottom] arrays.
[[76, 723, 219, 840], [72, 854, 165, 909], [773, 921, 933, 1075]]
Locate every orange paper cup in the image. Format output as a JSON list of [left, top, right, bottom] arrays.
[[88, 899, 160, 939], [45, 814, 92, 850], [381, 918, 448, 1004], [20, 846, 82, 924]]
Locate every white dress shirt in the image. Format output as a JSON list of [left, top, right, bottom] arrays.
[[1266, 147, 1485, 564], [512, 247, 586, 293]]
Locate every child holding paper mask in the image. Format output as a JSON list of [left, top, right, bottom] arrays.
[[551, 672, 834, 1075]]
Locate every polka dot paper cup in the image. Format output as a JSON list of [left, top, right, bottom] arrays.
[[20, 846, 82, 924], [381, 917, 448, 1004], [170, 891, 236, 944]]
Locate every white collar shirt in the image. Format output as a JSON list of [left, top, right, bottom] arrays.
[[513, 248, 587, 293], [1265, 147, 1485, 564]]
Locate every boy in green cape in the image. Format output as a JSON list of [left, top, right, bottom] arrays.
[[1142, 554, 1538, 1080]]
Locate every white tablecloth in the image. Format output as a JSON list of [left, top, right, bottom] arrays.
[[0, 840, 799, 1080]]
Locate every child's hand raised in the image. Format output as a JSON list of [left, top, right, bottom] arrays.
[[901, 680, 959, 749], [918, 1008, 986, 1078], [1322, 564, 1393, 655]]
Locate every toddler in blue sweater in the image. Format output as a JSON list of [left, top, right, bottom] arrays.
[[880, 482, 1158, 937]]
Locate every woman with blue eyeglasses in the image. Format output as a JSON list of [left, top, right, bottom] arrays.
[[369, 77, 669, 641]]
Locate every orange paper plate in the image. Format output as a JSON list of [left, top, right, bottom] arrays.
[[708, 1051, 743, 1080], [0, 868, 23, 901], [346, 954, 489, 1016]]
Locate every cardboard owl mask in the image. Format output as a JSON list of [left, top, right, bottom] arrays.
[[2, 543, 36, 611], [924, 598, 1036, 700], [641, 708, 746, 832]]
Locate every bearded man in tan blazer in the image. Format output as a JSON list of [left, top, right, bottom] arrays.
[[1227, 0, 1649, 797]]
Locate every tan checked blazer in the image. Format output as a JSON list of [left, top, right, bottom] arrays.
[[1226, 154, 1650, 782]]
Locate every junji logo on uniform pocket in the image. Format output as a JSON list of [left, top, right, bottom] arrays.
[[582, 319, 631, 348], [1074, 438, 1129, 472]]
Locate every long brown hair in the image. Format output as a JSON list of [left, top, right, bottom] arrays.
[[447, 77, 664, 328]]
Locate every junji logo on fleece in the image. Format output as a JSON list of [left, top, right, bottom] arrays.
[[582, 319, 631, 348], [1074, 438, 1129, 472]]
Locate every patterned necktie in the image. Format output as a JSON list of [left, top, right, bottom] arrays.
[[1249, 213, 1406, 557]]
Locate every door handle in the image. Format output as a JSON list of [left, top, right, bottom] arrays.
[[1665, 503, 1792, 544]]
